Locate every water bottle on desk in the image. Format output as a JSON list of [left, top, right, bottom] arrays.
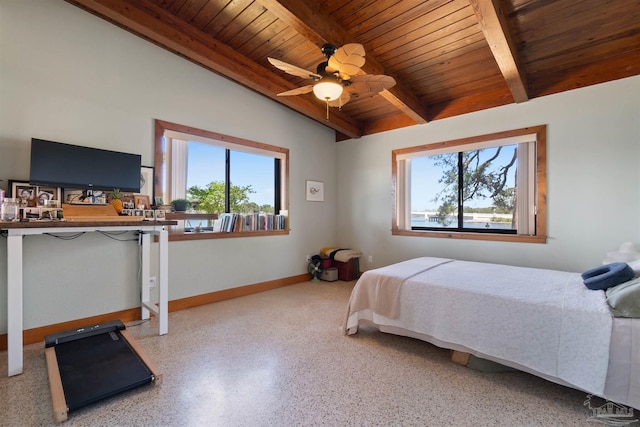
[[1, 198, 19, 221]]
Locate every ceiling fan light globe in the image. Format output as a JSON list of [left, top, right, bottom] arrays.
[[313, 81, 343, 101]]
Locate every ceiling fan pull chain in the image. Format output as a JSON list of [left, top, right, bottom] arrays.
[[326, 100, 330, 120]]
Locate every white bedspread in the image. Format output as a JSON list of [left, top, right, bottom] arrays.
[[345, 257, 613, 398], [347, 257, 452, 318]]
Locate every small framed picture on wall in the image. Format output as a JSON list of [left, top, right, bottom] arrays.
[[139, 166, 154, 200], [305, 180, 324, 202]]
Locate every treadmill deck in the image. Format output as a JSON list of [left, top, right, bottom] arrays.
[[45, 320, 162, 423]]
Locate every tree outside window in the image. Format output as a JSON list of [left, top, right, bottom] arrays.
[[154, 119, 289, 239], [393, 125, 546, 244]]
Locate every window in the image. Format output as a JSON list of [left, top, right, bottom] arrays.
[[154, 120, 289, 240], [392, 125, 546, 243]]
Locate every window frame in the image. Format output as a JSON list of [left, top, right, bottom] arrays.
[[392, 125, 547, 244], [154, 119, 289, 241]]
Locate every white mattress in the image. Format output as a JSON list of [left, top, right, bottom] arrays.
[[344, 257, 640, 410]]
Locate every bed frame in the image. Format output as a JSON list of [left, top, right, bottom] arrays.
[[344, 257, 640, 410]]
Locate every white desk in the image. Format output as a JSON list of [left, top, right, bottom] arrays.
[[1, 220, 175, 376]]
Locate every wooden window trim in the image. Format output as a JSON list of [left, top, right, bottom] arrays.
[[391, 125, 547, 243], [154, 119, 290, 241]]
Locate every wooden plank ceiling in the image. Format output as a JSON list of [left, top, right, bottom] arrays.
[[66, 0, 640, 140]]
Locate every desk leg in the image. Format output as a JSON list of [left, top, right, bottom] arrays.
[[158, 229, 168, 336], [140, 232, 151, 320], [7, 234, 23, 376]]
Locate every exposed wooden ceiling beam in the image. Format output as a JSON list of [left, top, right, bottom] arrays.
[[468, 0, 529, 103], [257, 0, 430, 124], [65, 0, 364, 138]]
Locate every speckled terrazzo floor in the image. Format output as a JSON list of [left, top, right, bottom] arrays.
[[0, 280, 615, 426]]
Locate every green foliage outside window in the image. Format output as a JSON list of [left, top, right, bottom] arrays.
[[188, 181, 274, 215], [431, 147, 516, 226]]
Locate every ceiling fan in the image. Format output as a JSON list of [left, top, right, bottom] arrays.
[[268, 43, 396, 119]]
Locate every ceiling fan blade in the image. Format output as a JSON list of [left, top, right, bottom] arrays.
[[349, 75, 396, 94], [268, 57, 321, 80], [276, 85, 314, 96], [327, 43, 366, 77], [328, 92, 351, 107]]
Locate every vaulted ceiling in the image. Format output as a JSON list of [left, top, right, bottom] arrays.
[[66, 0, 640, 140]]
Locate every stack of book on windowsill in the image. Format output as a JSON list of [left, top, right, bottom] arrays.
[[214, 212, 287, 232]]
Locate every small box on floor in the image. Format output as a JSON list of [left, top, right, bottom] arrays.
[[321, 267, 338, 282], [320, 257, 332, 269], [334, 258, 360, 281]]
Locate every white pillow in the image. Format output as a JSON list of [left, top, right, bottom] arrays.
[[628, 259, 640, 276], [606, 277, 640, 317]]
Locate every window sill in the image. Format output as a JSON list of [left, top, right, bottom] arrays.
[[165, 212, 218, 221], [392, 228, 546, 244], [169, 229, 289, 241]]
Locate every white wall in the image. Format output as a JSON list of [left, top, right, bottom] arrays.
[[0, 0, 339, 331], [1, 0, 639, 334], [337, 75, 640, 273]]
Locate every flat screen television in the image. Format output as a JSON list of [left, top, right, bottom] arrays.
[[29, 138, 141, 192]]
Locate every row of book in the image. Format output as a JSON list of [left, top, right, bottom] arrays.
[[214, 212, 287, 232]]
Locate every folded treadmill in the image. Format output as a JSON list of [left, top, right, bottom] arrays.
[[44, 320, 162, 423]]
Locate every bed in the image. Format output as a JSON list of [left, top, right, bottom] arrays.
[[343, 257, 640, 410]]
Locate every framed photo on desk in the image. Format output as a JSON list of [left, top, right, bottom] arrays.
[[133, 195, 151, 210], [9, 180, 61, 207], [37, 187, 61, 207], [10, 182, 36, 207]]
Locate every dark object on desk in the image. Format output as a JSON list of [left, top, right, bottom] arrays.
[[44, 320, 162, 423], [30, 138, 141, 193]]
